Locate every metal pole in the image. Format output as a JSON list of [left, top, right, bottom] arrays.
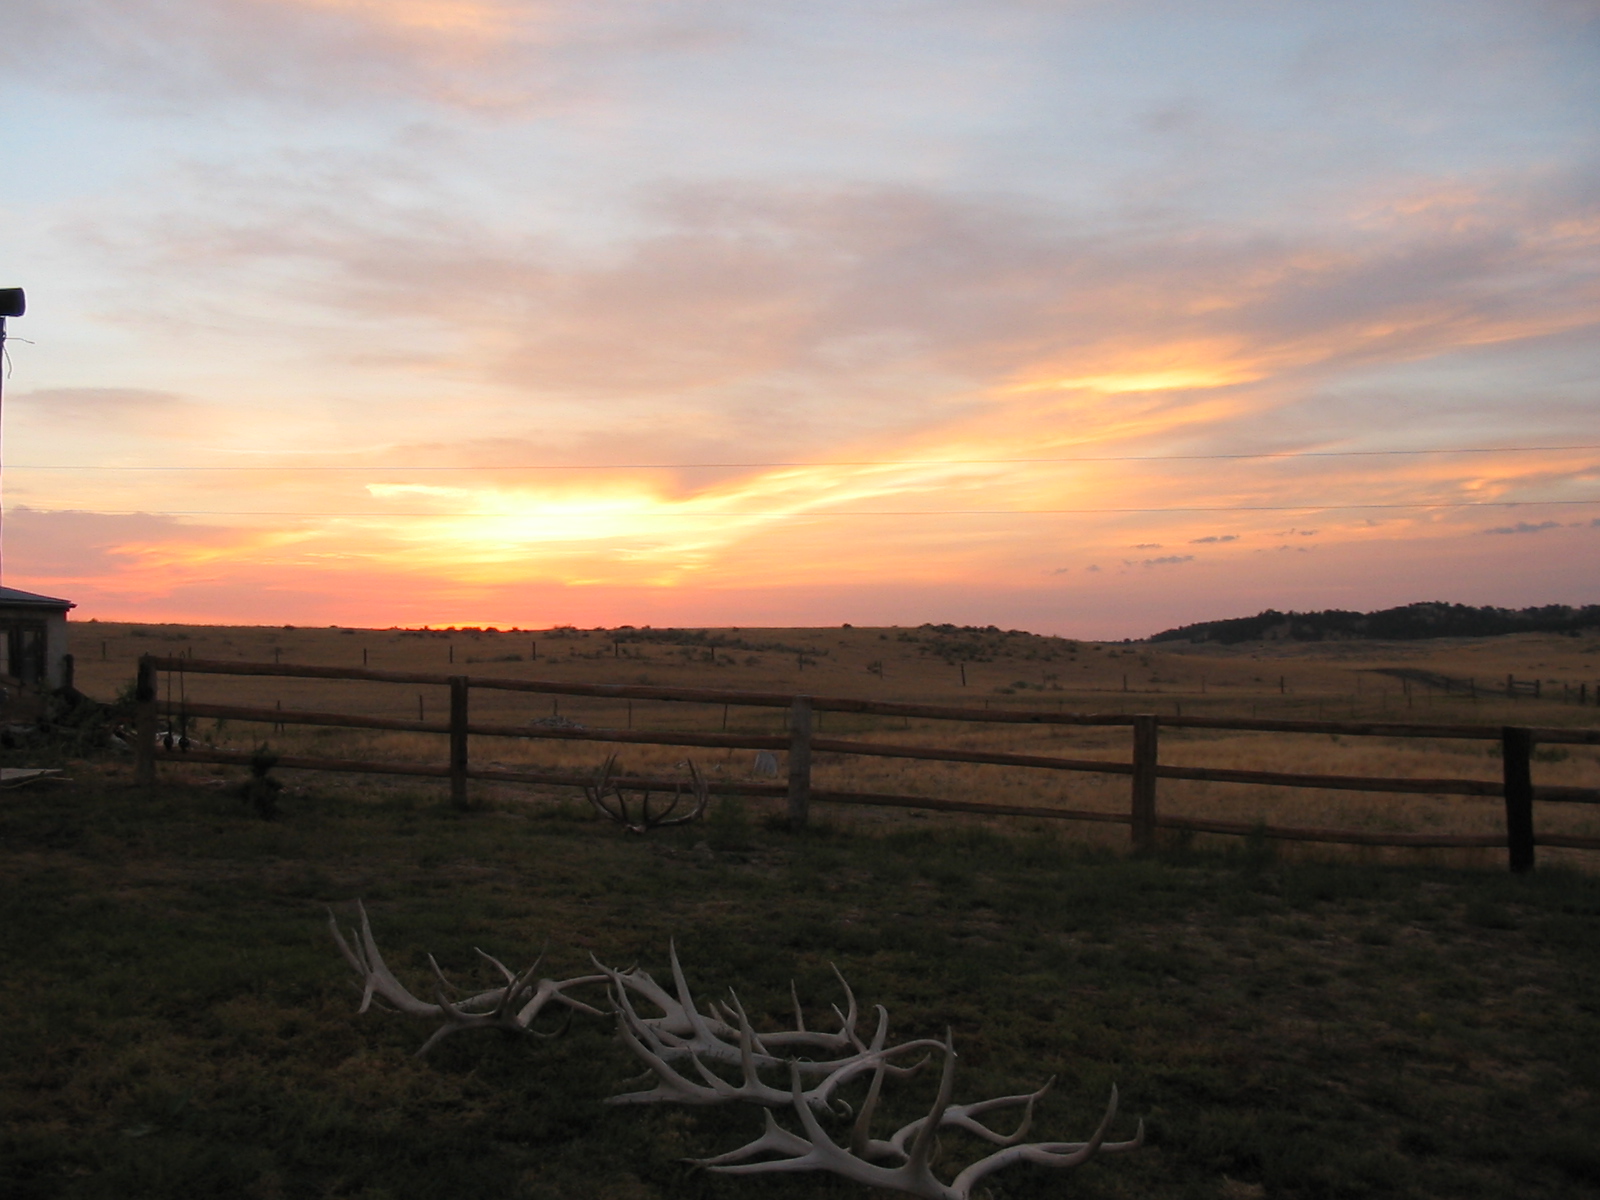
[[0, 289, 26, 585]]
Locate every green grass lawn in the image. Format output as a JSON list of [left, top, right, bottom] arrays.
[[2, 756, 1598, 1200]]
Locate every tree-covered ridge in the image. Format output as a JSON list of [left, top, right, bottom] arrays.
[[1150, 602, 1600, 644]]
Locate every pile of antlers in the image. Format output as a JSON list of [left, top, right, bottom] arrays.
[[329, 904, 1144, 1198], [583, 755, 711, 833]]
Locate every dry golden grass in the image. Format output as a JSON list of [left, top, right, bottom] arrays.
[[71, 619, 1600, 868]]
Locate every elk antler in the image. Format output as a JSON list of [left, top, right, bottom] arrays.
[[696, 1032, 1145, 1200], [328, 901, 607, 1055], [584, 756, 711, 833], [591, 942, 871, 1067], [599, 944, 938, 1109]]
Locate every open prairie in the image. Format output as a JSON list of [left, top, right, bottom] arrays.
[[72, 621, 1600, 869], [3, 624, 1598, 1198]]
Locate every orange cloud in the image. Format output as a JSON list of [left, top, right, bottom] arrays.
[[285, 0, 525, 38]]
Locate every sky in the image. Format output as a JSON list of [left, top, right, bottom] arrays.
[[1, 0, 1597, 637]]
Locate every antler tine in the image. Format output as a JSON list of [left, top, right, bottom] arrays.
[[327, 908, 375, 1005], [608, 965, 869, 1111], [728, 992, 772, 1092], [585, 754, 632, 826], [332, 902, 609, 1053], [760, 961, 862, 1052], [904, 1030, 958, 1177], [849, 1058, 889, 1159], [667, 940, 738, 1042], [698, 1066, 850, 1179], [689, 759, 708, 810], [329, 901, 447, 1018], [691, 1109, 813, 1168], [860, 1005, 942, 1083], [514, 974, 610, 1026], [805, 1022, 945, 1113], [499, 956, 551, 1017], [943, 1075, 1054, 1145], [950, 1085, 1141, 1197], [609, 994, 781, 1107], [605, 1007, 702, 1106], [720, 989, 773, 1057], [787, 1059, 851, 1162], [473, 946, 520, 988], [591, 955, 703, 1038], [652, 760, 711, 827], [427, 953, 472, 999], [833, 963, 862, 1049], [884, 1075, 1055, 1160]]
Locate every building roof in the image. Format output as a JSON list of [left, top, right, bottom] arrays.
[[0, 586, 75, 610]]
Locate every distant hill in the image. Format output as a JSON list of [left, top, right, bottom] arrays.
[[1149, 602, 1600, 645]]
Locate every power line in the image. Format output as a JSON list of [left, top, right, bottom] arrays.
[[25, 499, 1600, 518], [5, 444, 1598, 472]]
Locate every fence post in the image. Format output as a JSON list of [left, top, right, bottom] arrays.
[[450, 675, 470, 810], [1502, 726, 1534, 874], [787, 695, 813, 829], [1131, 715, 1158, 853], [134, 655, 156, 786]]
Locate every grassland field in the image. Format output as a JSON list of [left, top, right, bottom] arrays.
[[3, 623, 1600, 1198], [68, 620, 1600, 867]]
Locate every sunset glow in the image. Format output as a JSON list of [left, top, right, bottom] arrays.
[[2, 1, 1596, 635]]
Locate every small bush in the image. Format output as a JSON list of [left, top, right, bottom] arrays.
[[237, 745, 283, 819], [706, 795, 753, 852]]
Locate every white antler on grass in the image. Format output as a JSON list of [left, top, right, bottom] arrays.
[[591, 942, 878, 1069], [598, 943, 938, 1108], [696, 1032, 1145, 1200], [601, 947, 940, 1107], [329, 921, 1145, 1196], [328, 901, 607, 1055], [609, 985, 935, 1111]]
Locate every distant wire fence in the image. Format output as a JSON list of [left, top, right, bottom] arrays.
[[1370, 667, 1596, 704], [136, 655, 1600, 873]]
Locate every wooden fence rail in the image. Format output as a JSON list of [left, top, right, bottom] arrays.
[[136, 655, 1600, 872]]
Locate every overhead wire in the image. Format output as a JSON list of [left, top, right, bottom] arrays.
[[19, 499, 1600, 518], [5, 443, 1599, 471]]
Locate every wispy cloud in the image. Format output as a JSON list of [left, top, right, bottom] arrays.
[[1484, 520, 1563, 534], [0, 0, 707, 112]]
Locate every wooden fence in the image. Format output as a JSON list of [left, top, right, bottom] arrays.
[[135, 655, 1600, 872]]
